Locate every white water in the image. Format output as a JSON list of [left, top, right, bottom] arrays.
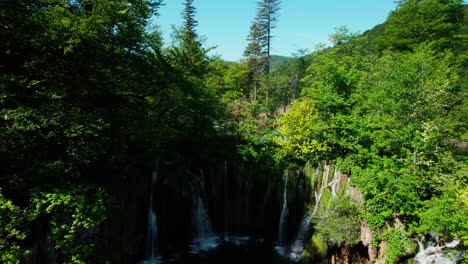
[[194, 196, 214, 237], [288, 212, 314, 261], [224, 159, 229, 240], [312, 165, 329, 216], [144, 170, 162, 264], [328, 165, 340, 198], [289, 165, 327, 261], [190, 181, 220, 254], [289, 164, 345, 261], [278, 174, 289, 244], [224, 235, 251, 246], [414, 235, 462, 264]]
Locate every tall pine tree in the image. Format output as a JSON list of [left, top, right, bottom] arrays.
[[182, 0, 199, 51], [257, 0, 280, 74], [177, 0, 207, 76], [245, 0, 280, 75], [244, 0, 280, 101], [243, 23, 263, 100]]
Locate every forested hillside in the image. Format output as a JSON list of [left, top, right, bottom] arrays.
[[1, 0, 466, 263]]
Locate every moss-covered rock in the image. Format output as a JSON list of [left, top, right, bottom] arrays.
[[301, 233, 328, 264]]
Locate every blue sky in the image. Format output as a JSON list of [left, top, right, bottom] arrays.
[[154, 1, 399, 61]]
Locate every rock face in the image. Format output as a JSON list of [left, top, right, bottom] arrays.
[[360, 221, 377, 262], [324, 219, 375, 264], [329, 243, 372, 264], [295, 163, 373, 264]]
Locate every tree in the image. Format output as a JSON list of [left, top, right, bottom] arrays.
[[277, 98, 330, 163], [181, 0, 201, 55], [256, 0, 281, 74], [244, 23, 263, 100], [0, 0, 178, 261], [168, 0, 210, 81], [244, 0, 281, 74], [182, 0, 198, 42], [379, 0, 464, 51], [243, 0, 280, 101]]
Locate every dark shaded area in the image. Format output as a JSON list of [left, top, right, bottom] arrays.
[[174, 240, 292, 264]]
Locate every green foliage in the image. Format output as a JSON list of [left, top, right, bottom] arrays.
[[32, 186, 107, 262], [381, 228, 415, 263], [1, 0, 466, 262], [301, 233, 328, 263], [412, 184, 468, 245], [277, 98, 330, 163], [235, 1, 467, 260], [205, 59, 250, 107], [348, 45, 465, 230], [380, 0, 464, 51], [314, 195, 361, 246], [0, 190, 32, 263], [0, 0, 221, 261]]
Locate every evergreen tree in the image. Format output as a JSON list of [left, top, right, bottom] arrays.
[[256, 0, 281, 74], [243, 0, 281, 100], [182, 0, 199, 52], [244, 0, 281, 75], [243, 23, 263, 100], [174, 0, 208, 77]]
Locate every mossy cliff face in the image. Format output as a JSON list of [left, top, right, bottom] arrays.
[[298, 162, 461, 264], [298, 162, 374, 264]]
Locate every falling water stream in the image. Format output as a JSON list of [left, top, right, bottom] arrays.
[[278, 174, 289, 245], [289, 164, 333, 261], [328, 165, 340, 198], [224, 159, 229, 240], [414, 235, 462, 264], [275, 174, 289, 256], [142, 161, 358, 264], [291, 165, 340, 261], [190, 179, 220, 253], [144, 169, 162, 264]]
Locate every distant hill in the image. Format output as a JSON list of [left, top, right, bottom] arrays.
[[227, 55, 291, 67], [270, 55, 292, 69]]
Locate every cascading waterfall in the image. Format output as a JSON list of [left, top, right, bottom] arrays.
[[289, 165, 326, 261], [328, 165, 340, 198], [190, 176, 220, 253], [310, 164, 329, 218], [194, 195, 214, 238], [278, 174, 289, 245], [289, 164, 343, 261], [275, 173, 289, 256], [414, 235, 462, 264], [288, 213, 314, 261], [144, 169, 161, 264], [224, 159, 229, 240]]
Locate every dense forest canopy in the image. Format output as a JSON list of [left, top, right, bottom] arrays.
[[1, 0, 466, 263]]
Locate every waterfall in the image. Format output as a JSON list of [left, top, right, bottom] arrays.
[[289, 165, 323, 260], [328, 166, 340, 198], [278, 174, 289, 244], [190, 177, 220, 253], [224, 159, 229, 240], [144, 169, 161, 264], [289, 164, 331, 261], [193, 195, 214, 237], [288, 212, 314, 261], [312, 164, 330, 217], [414, 235, 462, 264]]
